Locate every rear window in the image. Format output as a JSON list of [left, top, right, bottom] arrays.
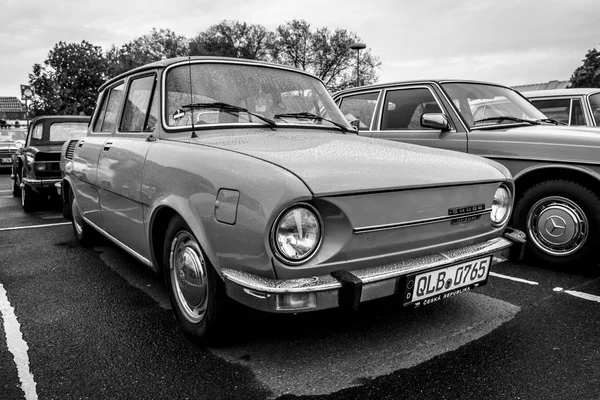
[[49, 122, 88, 142]]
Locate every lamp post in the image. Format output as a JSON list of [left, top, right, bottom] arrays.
[[349, 42, 366, 87]]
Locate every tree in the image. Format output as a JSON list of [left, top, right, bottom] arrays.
[[29, 41, 108, 116], [107, 28, 190, 77], [270, 20, 380, 92], [189, 20, 273, 60], [569, 47, 600, 88]]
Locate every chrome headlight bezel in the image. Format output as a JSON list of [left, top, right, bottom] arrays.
[[491, 184, 512, 227], [270, 203, 323, 265]]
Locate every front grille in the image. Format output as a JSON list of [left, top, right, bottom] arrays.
[[65, 140, 78, 160]]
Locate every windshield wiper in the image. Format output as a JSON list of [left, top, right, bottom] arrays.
[[473, 116, 540, 126], [536, 118, 566, 126], [273, 112, 352, 134], [180, 102, 277, 131]]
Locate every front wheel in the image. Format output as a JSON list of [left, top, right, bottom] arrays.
[[163, 216, 228, 343], [513, 179, 600, 269]]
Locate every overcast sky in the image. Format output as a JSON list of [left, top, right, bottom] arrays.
[[1, 0, 597, 98]]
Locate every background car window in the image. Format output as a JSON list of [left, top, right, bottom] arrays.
[[0, 130, 25, 142], [339, 92, 379, 130], [530, 99, 570, 125], [589, 93, 600, 125], [32, 123, 43, 140], [570, 99, 586, 125], [49, 123, 88, 142], [120, 75, 155, 132], [381, 88, 441, 130], [94, 83, 124, 132]]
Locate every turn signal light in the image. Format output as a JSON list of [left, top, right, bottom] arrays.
[[275, 293, 316, 310]]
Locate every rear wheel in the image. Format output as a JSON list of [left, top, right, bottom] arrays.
[[163, 216, 229, 343], [21, 168, 37, 212], [12, 169, 20, 197], [513, 179, 600, 269]]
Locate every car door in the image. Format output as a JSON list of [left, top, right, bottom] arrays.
[[337, 90, 382, 137], [97, 73, 159, 260], [370, 85, 467, 152]]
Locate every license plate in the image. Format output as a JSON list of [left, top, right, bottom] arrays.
[[1, 158, 10, 163], [404, 256, 491, 306]]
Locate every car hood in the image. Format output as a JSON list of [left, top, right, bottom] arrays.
[[181, 130, 509, 196], [0, 142, 19, 151]]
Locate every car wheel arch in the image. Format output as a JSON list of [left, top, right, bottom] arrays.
[[513, 164, 600, 205]]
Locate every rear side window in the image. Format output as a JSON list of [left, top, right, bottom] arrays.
[[530, 98, 570, 125], [589, 93, 600, 126], [570, 99, 585, 125], [120, 75, 156, 132], [93, 83, 125, 132], [381, 88, 442, 130], [338, 92, 380, 130]]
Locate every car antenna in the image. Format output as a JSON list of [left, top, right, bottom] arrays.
[[187, 57, 197, 138]]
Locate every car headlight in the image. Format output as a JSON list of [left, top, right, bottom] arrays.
[[272, 204, 322, 264], [491, 185, 511, 226], [34, 162, 47, 171]]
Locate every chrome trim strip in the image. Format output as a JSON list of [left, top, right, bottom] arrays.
[[222, 235, 514, 294], [81, 214, 153, 268], [353, 208, 492, 233]]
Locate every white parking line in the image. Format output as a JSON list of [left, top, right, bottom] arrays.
[[0, 222, 70, 232], [553, 287, 600, 303], [489, 272, 539, 285], [0, 189, 12, 193], [0, 284, 38, 400]]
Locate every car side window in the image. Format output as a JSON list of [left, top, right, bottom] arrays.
[[381, 88, 442, 130], [120, 75, 156, 132], [570, 99, 585, 126], [338, 92, 380, 130], [530, 99, 570, 125], [32, 123, 43, 140], [93, 83, 125, 132]]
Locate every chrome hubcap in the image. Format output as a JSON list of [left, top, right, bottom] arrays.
[[169, 231, 208, 324], [527, 196, 588, 256], [71, 196, 84, 235]]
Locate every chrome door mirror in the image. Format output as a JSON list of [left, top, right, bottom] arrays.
[[421, 113, 450, 131], [349, 119, 361, 133]]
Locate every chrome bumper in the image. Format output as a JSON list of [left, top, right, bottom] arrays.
[[22, 177, 61, 190], [222, 229, 526, 313]]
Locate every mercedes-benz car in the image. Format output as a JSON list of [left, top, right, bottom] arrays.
[[59, 58, 523, 342], [334, 80, 600, 269], [11, 115, 89, 211]]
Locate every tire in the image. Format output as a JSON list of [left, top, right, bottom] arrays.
[[513, 179, 600, 269], [21, 168, 37, 212], [12, 169, 21, 197], [69, 188, 95, 247], [163, 216, 229, 343]]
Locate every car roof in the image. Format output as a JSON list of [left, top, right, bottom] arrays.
[[99, 56, 319, 92], [29, 115, 91, 125], [332, 79, 510, 97], [521, 88, 600, 97]]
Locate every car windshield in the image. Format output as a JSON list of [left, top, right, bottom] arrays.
[[0, 130, 26, 142], [441, 82, 547, 129], [165, 62, 351, 131]]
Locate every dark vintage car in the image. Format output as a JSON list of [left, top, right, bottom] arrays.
[[59, 57, 523, 342], [333, 80, 600, 268], [0, 129, 26, 171], [11, 115, 89, 211], [521, 88, 600, 127]]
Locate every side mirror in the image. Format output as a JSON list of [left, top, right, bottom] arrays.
[[421, 113, 450, 131], [14, 140, 25, 149], [349, 119, 361, 133]]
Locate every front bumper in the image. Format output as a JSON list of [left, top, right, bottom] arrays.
[[222, 229, 526, 313]]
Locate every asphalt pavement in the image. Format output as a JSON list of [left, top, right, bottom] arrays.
[[0, 172, 598, 400]]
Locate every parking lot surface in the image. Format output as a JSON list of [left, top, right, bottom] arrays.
[[0, 172, 599, 400]]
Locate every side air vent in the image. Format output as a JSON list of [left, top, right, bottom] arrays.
[[65, 140, 78, 160]]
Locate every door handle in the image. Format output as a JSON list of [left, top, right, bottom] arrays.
[[103, 141, 113, 151]]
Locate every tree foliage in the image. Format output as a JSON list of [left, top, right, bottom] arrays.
[[569, 47, 600, 88], [29, 41, 108, 117], [189, 20, 273, 60], [107, 28, 190, 77]]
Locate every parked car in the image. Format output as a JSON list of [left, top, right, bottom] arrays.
[[11, 115, 89, 211], [333, 80, 600, 269], [521, 88, 600, 127], [59, 57, 523, 342], [0, 129, 26, 171]]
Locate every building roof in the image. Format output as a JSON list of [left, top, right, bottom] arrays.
[[512, 80, 570, 92], [0, 97, 24, 112], [521, 88, 600, 98]]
